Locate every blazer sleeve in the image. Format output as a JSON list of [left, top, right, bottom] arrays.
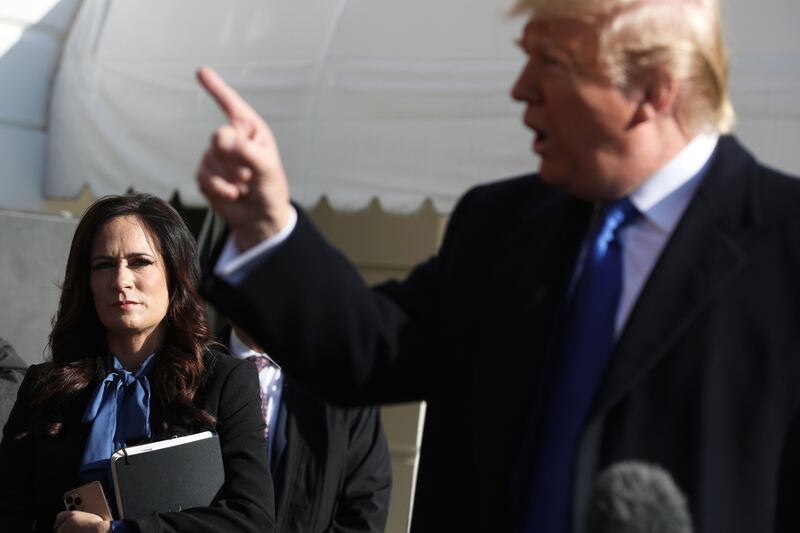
[[200, 198, 472, 406], [0, 365, 39, 532], [130, 359, 275, 533], [329, 406, 392, 533]]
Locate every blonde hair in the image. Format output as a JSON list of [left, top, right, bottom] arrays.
[[512, 0, 734, 133]]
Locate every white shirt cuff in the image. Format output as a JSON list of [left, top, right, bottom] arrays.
[[213, 206, 298, 285]]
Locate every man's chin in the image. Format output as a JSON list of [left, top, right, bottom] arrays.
[[538, 163, 623, 201], [537, 164, 570, 191]]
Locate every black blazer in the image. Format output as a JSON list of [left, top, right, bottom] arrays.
[[271, 380, 391, 532], [201, 136, 800, 532], [218, 328, 392, 532], [0, 350, 274, 533]]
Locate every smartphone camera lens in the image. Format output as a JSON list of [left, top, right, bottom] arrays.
[[75, 497, 82, 505], [67, 504, 76, 511], [65, 495, 73, 504]]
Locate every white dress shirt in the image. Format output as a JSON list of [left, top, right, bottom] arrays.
[[214, 207, 298, 284], [228, 329, 283, 431], [614, 132, 719, 335]]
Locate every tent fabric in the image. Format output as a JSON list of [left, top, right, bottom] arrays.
[[44, 0, 531, 213], [0, 0, 82, 211], [41, 0, 800, 214]]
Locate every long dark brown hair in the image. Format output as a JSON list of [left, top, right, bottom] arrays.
[[32, 193, 214, 430]]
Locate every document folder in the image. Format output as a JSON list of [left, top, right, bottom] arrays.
[[110, 431, 224, 519]]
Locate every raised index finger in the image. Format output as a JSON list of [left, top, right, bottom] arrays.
[[197, 66, 260, 125]]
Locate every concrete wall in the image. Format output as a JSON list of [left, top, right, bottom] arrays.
[[0, 209, 77, 365]]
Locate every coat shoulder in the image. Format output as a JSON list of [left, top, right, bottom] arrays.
[[457, 173, 547, 214], [756, 163, 800, 214], [443, 173, 559, 239], [200, 347, 254, 390]]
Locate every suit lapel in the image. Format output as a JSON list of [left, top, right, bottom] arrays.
[[476, 184, 592, 520], [590, 135, 761, 420], [273, 380, 333, 529], [40, 383, 94, 496], [478, 184, 591, 383], [568, 137, 763, 530], [272, 381, 300, 525], [476, 182, 591, 424]]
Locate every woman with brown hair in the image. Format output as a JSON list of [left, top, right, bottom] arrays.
[[0, 194, 273, 532]]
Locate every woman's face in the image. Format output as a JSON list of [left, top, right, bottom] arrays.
[[89, 215, 170, 346]]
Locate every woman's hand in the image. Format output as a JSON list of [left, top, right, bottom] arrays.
[[53, 511, 112, 533]]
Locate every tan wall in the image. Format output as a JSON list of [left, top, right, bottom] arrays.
[[41, 185, 96, 217]]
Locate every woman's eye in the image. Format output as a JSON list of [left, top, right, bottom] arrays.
[[91, 262, 113, 270], [130, 258, 154, 267]]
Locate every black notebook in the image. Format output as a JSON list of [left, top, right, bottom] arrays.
[[110, 431, 224, 519]]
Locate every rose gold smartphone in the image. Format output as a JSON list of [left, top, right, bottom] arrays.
[[63, 481, 113, 520]]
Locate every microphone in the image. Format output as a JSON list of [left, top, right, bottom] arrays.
[[586, 461, 693, 533]]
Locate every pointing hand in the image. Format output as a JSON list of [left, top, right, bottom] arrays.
[[196, 67, 292, 251]]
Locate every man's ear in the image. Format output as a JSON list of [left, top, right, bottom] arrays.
[[630, 70, 678, 126]]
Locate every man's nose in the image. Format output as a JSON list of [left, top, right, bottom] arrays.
[[511, 62, 542, 104]]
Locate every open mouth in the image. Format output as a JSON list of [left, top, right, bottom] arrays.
[[533, 129, 549, 154]]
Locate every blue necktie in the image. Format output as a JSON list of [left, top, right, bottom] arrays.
[[523, 198, 640, 533]]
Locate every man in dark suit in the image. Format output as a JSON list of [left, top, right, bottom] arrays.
[[0, 337, 26, 429], [195, 0, 800, 531], [221, 325, 391, 532]]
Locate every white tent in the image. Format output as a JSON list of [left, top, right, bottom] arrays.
[[0, 0, 81, 211], [43, 0, 528, 213], [1, 0, 799, 213]]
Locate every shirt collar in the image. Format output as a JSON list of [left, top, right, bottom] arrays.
[[629, 132, 719, 233], [228, 329, 280, 368], [108, 350, 159, 378]]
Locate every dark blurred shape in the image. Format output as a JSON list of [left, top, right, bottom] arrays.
[[587, 461, 693, 533], [0, 338, 27, 429]]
